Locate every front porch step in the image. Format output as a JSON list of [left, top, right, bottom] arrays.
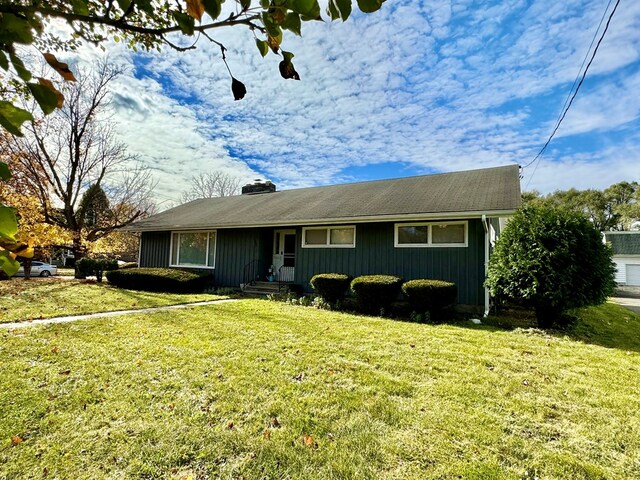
[[243, 281, 282, 296]]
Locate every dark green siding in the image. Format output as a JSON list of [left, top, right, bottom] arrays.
[[140, 229, 271, 286], [140, 232, 171, 267], [294, 220, 485, 305], [139, 220, 486, 305], [215, 228, 271, 287]]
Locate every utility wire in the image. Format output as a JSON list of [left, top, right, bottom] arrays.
[[523, 0, 622, 188]]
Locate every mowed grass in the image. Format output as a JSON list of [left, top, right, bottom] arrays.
[[0, 279, 226, 323], [1, 300, 639, 479]]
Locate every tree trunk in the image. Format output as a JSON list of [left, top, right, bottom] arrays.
[[535, 304, 561, 329], [73, 237, 87, 279], [23, 258, 32, 280]]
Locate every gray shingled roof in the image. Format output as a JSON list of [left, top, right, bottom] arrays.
[[604, 232, 640, 255], [127, 165, 521, 231]]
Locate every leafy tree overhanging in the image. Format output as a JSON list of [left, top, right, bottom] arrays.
[[0, 0, 386, 274]]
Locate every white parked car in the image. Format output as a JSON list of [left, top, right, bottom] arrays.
[[15, 261, 58, 277]]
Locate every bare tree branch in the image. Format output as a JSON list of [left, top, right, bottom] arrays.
[[180, 171, 242, 202]]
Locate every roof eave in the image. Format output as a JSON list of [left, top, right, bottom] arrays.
[[123, 208, 519, 232]]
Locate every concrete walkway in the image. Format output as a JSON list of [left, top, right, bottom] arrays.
[[1, 299, 238, 330]]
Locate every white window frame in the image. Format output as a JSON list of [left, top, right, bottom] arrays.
[[394, 221, 468, 248], [301, 225, 356, 248], [169, 230, 217, 268]]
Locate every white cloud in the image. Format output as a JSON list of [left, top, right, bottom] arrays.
[[40, 0, 640, 204]]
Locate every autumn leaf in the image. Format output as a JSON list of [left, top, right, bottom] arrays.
[[227, 421, 235, 429], [303, 434, 315, 448], [11, 435, 23, 445], [266, 34, 281, 54], [51, 345, 59, 353], [263, 429, 271, 440], [186, 0, 205, 21], [38, 78, 64, 108], [231, 78, 246, 100], [43, 53, 76, 81], [279, 59, 300, 80]]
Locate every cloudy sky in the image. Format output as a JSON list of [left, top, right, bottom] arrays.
[[62, 0, 640, 207]]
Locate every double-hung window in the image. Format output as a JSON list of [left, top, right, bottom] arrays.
[[302, 226, 356, 248], [395, 221, 467, 247], [170, 231, 216, 268]]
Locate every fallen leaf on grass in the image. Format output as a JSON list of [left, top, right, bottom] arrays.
[[51, 346, 59, 353], [11, 436, 23, 445], [270, 417, 280, 428], [303, 434, 316, 448], [263, 429, 271, 440], [227, 421, 234, 430]]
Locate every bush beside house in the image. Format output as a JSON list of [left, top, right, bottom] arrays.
[[350, 275, 403, 313], [402, 279, 457, 320], [309, 273, 352, 304], [106, 268, 211, 293], [485, 205, 616, 328]]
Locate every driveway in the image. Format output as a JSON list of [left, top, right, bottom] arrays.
[[611, 286, 640, 314]]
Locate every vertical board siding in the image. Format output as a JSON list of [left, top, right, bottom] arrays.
[[140, 220, 486, 304], [295, 220, 485, 305], [140, 232, 171, 267], [215, 228, 271, 287]]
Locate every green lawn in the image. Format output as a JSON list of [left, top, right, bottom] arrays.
[[0, 278, 226, 323], [1, 299, 639, 479]]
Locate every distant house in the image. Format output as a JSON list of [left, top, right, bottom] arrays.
[[603, 232, 640, 285], [126, 165, 521, 312]]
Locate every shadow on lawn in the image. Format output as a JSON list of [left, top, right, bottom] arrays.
[[463, 304, 640, 353], [233, 295, 640, 353]]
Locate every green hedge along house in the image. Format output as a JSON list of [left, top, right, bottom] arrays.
[[126, 165, 521, 313]]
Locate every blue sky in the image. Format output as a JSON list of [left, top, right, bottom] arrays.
[[70, 0, 640, 207]]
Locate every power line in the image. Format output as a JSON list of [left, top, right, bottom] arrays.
[[523, 0, 622, 188]]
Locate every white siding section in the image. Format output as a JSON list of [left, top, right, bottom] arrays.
[[613, 256, 640, 284]]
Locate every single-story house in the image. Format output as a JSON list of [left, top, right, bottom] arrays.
[[603, 231, 640, 285], [126, 165, 522, 312]]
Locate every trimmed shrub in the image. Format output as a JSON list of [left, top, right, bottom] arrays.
[[76, 257, 118, 282], [106, 267, 211, 293], [309, 273, 352, 303], [350, 275, 402, 313], [485, 205, 616, 328], [402, 279, 457, 319]]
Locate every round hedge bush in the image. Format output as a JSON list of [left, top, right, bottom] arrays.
[[310, 273, 352, 303], [106, 267, 212, 293], [402, 279, 457, 317], [350, 275, 402, 313], [485, 204, 616, 328]]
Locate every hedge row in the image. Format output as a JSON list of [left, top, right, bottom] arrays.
[[76, 257, 118, 282], [309, 273, 458, 315], [106, 268, 212, 293]]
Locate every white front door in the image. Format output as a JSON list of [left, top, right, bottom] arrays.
[[273, 229, 296, 279]]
